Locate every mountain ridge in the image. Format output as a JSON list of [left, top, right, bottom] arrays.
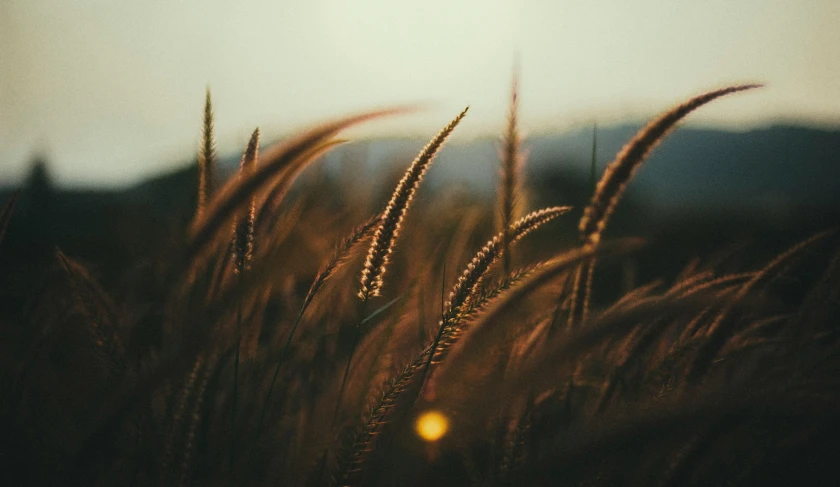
[[3, 124, 838, 217]]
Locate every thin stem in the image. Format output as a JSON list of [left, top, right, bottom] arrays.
[[229, 271, 242, 474]]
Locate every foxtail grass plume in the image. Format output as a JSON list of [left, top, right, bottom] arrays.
[[578, 84, 762, 248], [430, 264, 544, 371], [445, 206, 571, 323], [425, 206, 570, 386], [197, 88, 216, 220], [232, 128, 260, 273], [339, 344, 434, 485], [500, 59, 524, 275], [187, 106, 409, 270], [304, 216, 378, 312], [569, 84, 761, 327], [428, 239, 644, 401], [358, 106, 469, 301]]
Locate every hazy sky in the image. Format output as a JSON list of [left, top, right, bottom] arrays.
[[2, 0, 839, 186]]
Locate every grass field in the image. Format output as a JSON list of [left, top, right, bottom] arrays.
[[1, 82, 839, 486]]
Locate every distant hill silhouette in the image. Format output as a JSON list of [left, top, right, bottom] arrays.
[[527, 124, 840, 214], [2, 123, 838, 228], [306, 123, 840, 218]]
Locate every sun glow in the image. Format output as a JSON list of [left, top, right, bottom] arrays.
[[415, 410, 449, 442]]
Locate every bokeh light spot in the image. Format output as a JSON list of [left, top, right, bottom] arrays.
[[415, 410, 449, 442]]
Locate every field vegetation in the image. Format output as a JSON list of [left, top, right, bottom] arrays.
[[1, 79, 839, 486]]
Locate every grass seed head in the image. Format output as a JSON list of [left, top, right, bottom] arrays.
[[359, 106, 469, 301], [579, 84, 762, 247]]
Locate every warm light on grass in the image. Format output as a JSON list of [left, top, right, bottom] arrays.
[[415, 410, 449, 442]]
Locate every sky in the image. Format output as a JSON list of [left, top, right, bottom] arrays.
[[1, 0, 839, 187]]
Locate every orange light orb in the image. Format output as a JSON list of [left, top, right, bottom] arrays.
[[415, 410, 449, 442]]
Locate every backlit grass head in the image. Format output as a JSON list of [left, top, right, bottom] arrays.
[[359, 106, 469, 301]]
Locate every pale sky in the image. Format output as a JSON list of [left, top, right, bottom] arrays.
[[1, 0, 839, 186]]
